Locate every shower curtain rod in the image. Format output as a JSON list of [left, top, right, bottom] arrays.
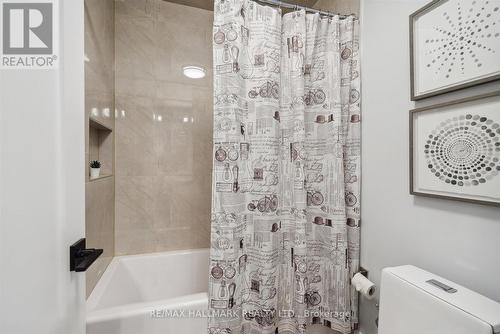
[[253, 0, 356, 18]]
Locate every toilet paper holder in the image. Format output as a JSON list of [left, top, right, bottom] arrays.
[[352, 267, 376, 299]]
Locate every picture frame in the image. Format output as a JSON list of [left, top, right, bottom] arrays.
[[410, 91, 500, 207], [410, 0, 500, 100]]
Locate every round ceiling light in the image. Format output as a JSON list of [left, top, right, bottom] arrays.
[[183, 65, 206, 79]]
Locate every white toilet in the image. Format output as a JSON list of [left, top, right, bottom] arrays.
[[378, 265, 500, 334]]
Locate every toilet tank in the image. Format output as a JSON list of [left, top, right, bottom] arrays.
[[378, 265, 500, 334]]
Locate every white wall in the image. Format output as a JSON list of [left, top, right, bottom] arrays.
[[359, 1, 500, 333], [0, 1, 86, 333]]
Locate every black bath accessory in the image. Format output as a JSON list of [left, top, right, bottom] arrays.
[[69, 238, 103, 272]]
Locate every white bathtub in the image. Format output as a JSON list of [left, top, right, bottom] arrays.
[[87, 248, 210, 334]]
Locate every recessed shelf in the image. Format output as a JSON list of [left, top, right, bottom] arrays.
[[89, 117, 113, 132], [89, 174, 113, 182], [88, 117, 113, 181]]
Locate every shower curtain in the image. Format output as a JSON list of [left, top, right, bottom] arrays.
[[209, 1, 360, 333]]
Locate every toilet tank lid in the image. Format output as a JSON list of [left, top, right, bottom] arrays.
[[385, 265, 500, 333]]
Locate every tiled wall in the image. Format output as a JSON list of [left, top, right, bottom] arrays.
[[84, 0, 115, 296], [314, 0, 360, 16], [114, 0, 213, 255]]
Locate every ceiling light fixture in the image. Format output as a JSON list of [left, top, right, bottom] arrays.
[[183, 65, 206, 79]]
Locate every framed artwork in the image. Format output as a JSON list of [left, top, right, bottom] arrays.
[[410, 91, 500, 206], [410, 0, 500, 100]]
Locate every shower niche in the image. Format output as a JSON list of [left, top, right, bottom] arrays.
[[88, 117, 113, 180]]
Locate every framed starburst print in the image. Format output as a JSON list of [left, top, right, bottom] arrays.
[[410, 0, 500, 100], [410, 91, 500, 206]]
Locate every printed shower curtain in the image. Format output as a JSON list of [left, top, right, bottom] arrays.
[[209, 0, 360, 333]]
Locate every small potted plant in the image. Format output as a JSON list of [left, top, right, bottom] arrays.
[[90, 160, 101, 179]]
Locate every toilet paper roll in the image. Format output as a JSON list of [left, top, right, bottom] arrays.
[[351, 272, 376, 300]]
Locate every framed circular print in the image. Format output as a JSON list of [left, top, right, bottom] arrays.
[[410, 91, 500, 206]]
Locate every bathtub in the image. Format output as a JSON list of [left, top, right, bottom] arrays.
[[87, 248, 209, 334]]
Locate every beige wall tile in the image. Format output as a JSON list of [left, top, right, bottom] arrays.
[[85, 255, 114, 297], [313, 0, 360, 16], [115, 176, 157, 254], [85, 176, 115, 296], [84, 0, 115, 297], [115, 16, 156, 78], [154, 20, 213, 86], [89, 127, 100, 162], [85, 0, 115, 96], [98, 129, 114, 175], [115, 75, 156, 98], [115, 0, 157, 19], [115, 95, 157, 177], [115, 0, 212, 256], [86, 177, 115, 257], [86, 93, 115, 134], [157, 0, 211, 26]]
